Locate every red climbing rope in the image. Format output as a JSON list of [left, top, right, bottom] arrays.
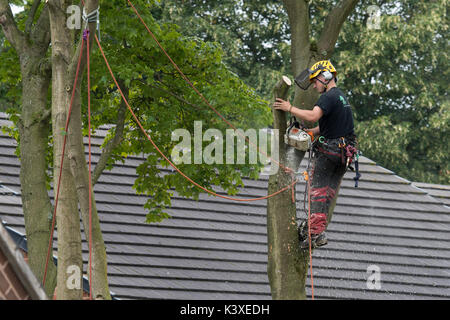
[[86, 29, 93, 301], [43, 38, 85, 287]]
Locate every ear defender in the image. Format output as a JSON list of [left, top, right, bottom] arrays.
[[322, 70, 333, 80]]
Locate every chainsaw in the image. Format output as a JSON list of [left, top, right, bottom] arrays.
[[284, 117, 312, 151]]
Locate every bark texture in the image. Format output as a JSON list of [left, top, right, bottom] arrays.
[[267, 76, 307, 299], [48, 0, 109, 299], [0, 1, 57, 296], [267, 0, 360, 299], [48, 0, 83, 299]]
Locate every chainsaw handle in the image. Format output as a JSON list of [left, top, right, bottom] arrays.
[[306, 130, 314, 141]]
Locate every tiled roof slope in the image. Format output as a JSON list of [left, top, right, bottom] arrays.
[[412, 182, 450, 207], [0, 113, 449, 300]]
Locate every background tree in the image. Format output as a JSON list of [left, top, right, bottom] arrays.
[[155, 0, 449, 185], [152, 0, 291, 100], [1, 0, 273, 298], [337, 0, 449, 184], [0, 0, 57, 296]]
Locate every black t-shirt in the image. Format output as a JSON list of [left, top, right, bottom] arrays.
[[315, 87, 355, 139]]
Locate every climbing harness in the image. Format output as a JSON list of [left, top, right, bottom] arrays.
[[315, 135, 362, 188], [43, 0, 315, 300]]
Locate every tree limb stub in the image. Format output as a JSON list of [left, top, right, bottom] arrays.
[[272, 76, 292, 162]]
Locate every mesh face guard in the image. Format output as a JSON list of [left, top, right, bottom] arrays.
[[294, 68, 313, 90], [295, 62, 335, 90]]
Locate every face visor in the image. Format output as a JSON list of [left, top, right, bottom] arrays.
[[294, 65, 326, 90], [294, 68, 314, 90]]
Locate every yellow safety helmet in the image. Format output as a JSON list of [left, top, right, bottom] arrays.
[[309, 60, 337, 82]]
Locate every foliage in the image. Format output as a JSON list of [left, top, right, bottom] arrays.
[[0, 0, 273, 223], [84, 0, 272, 222], [152, 0, 291, 100], [155, 0, 449, 184], [337, 0, 449, 183], [0, 32, 20, 111]]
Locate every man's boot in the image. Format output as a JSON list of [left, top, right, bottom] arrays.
[[298, 220, 328, 249], [300, 232, 328, 249]]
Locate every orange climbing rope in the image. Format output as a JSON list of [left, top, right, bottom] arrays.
[[94, 33, 298, 202], [127, 0, 315, 298], [303, 171, 315, 300], [86, 29, 93, 300], [44, 0, 311, 299]]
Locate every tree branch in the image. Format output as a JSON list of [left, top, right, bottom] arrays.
[[282, 0, 311, 75], [0, 0, 27, 53], [92, 84, 128, 185], [25, 0, 41, 35], [152, 81, 203, 111], [317, 0, 360, 58], [30, 2, 51, 49]]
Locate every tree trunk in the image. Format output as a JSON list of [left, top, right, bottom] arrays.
[[267, 0, 360, 299], [19, 66, 57, 297], [48, 0, 83, 299], [48, 0, 109, 299], [0, 1, 56, 297], [66, 48, 111, 299], [267, 76, 307, 299]]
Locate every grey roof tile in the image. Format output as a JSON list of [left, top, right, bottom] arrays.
[[412, 182, 450, 207], [0, 112, 449, 300]]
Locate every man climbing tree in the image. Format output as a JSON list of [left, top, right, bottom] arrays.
[[273, 60, 357, 249], [267, 0, 359, 300]]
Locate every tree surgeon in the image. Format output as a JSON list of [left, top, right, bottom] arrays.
[[273, 60, 357, 249]]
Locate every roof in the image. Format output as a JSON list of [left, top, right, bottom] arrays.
[[0, 113, 449, 300], [412, 182, 450, 207]]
